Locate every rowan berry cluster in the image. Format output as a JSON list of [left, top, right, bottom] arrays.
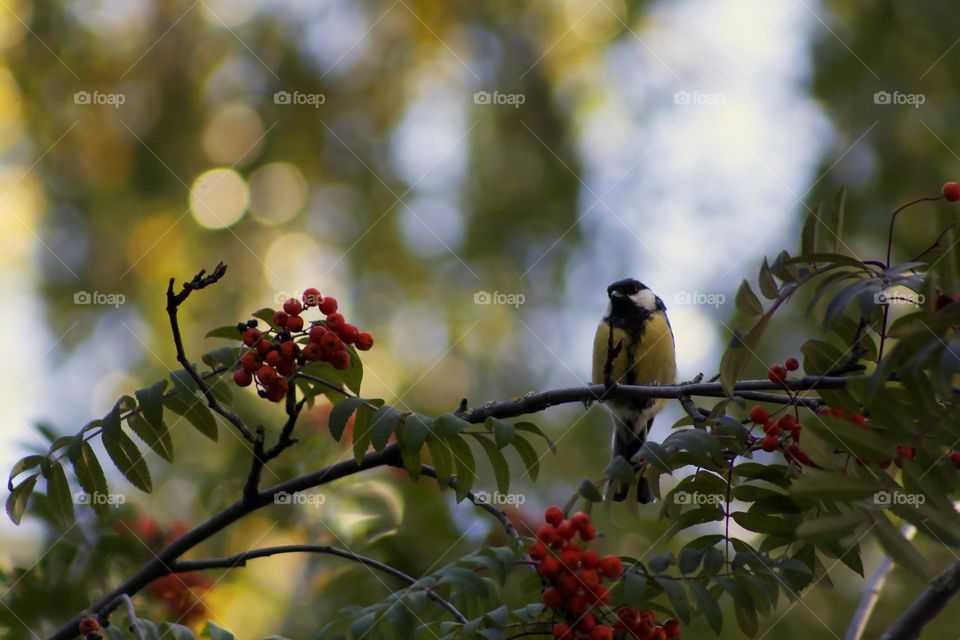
[[231, 288, 374, 402], [530, 507, 680, 640], [766, 356, 799, 383], [77, 617, 101, 640]]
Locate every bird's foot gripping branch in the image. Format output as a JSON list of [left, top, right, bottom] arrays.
[[6, 182, 960, 640]]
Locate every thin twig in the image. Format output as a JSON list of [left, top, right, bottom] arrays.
[[418, 465, 521, 546], [166, 262, 255, 443], [169, 544, 468, 624], [885, 195, 942, 267], [846, 524, 917, 640], [99, 594, 145, 640]]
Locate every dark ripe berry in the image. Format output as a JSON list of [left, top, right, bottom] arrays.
[[580, 524, 596, 541], [302, 287, 322, 307], [600, 555, 623, 578], [246, 319, 258, 328], [784, 356, 800, 371], [543, 587, 564, 609], [283, 298, 303, 316], [302, 342, 323, 361], [256, 340, 274, 356], [266, 378, 288, 402], [338, 323, 359, 344], [552, 622, 571, 639], [355, 331, 374, 351], [528, 541, 548, 560], [241, 351, 261, 371], [325, 312, 345, 331], [331, 351, 351, 370], [749, 406, 769, 424], [768, 364, 788, 383], [286, 315, 305, 332], [79, 618, 100, 635], [556, 573, 579, 595], [309, 325, 329, 342], [266, 350, 284, 367], [942, 181, 960, 201], [663, 619, 681, 638], [569, 511, 590, 530], [242, 328, 262, 347], [319, 296, 338, 315], [761, 434, 779, 452], [544, 506, 564, 526], [319, 332, 344, 354], [951, 451, 960, 469], [272, 310, 289, 328], [233, 369, 253, 387], [591, 626, 613, 640], [581, 550, 601, 569], [578, 613, 596, 632], [539, 556, 560, 577], [280, 341, 299, 360], [256, 365, 278, 384], [276, 360, 297, 376]]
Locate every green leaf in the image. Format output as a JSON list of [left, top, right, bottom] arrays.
[[6, 473, 38, 524], [795, 513, 864, 540], [789, 472, 879, 503], [102, 403, 152, 492], [426, 436, 454, 488], [873, 512, 929, 578], [515, 422, 556, 454], [656, 577, 690, 623], [758, 258, 780, 299], [510, 434, 540, 481], [801, 204, 819, 256], [689, 580, 722, 634], [731, 512, 796, 536], [329, 397, 365, 441], [719, 330, 749, 397], [135, 380, 167, 430], [162, 623, 196, 640], [252, 307, 276, 326], [433, 413, 471, 437], [623, 572, 647, 604], [202, 346, 240, 370], [70, 440, 109, 518], [8, 455, 44, 491], [471, 434, 510, 495], [201, 622, 235, 640], [486, 417, 516, 449], [735, 280, 764, 316], [205, 325, 243, 340], [44, 461, 75, 527], [400, 413, 432, 454], [369, 406, 405, 452], [352, 403, 379, 463], [579, 479, 603, 503], [127, 413, 174, 463], [830, 186, 846, 253], [445, 435, 476, 501], [163, 395, 218, 441]]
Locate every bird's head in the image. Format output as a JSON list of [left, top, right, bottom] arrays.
[[607, 278, 665, 314]]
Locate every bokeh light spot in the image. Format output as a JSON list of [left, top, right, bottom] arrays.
[[189, 168, 249, 229]]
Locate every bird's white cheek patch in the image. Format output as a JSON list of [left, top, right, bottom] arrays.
[[629, 289, 657, 311]]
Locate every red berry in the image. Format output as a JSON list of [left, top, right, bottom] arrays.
[[543, 587, 564, 610], [338, 323, 359, 344], [272, 310, 289, 328], [943, 181, 960, 201], [832, 406, 846, 418], [579, 568, 601, 589], [749, 406, 769, 424], [763, 420, 781, 436], [256, 365, 278, 384], [567, 595, 589, 614], [896, 445, 916, 461], [553, 622, 572, 640], [242, 328, 262, 347], [286, 315, 304, 332], [556, 520, 575, 540], [570, 511, 591, 530], [578, 613, 596, 632], [591, 626, 613, 640], [784, 356, 800, 371], [600, 555, 623, 578], [266, 350, 284, 367], [539, 556, 560, 578], [302, 342, 323, 361], [280, 341, 299, 360], [580, 524, 596, 541], [536, 524, 557, 543], [266, 378, 288, 402], [582, 550, 601, 569], [849, 413, 866, 426], [325, 312, 345, 331], [355, 331, 374, 351], [951, 451, 960, 469], [283, 298, 303, 316], [330, 351, 351, 370], [560, 549, 581, 569], [309, 325, 329, 342], [276, 360, 297, 376], [240, 351, 261, 371], [768, 364, 788, 383], [319, 296, 339, 314], [779, 414, 797, 430], [233, 369, 253, 387], [256, 339, 274, 356], [79, 618, 100, 635], [556, 573, 579, 595], [319, 332, 344, 354], [528, 541, 548, 560], [653, 627, 668, 640], [302, 287, 322, 307], [761, 434, 779, 452], [663, 619, 680, 638]]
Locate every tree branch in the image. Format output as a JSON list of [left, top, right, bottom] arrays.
[[166, 262, 255, 443], [845, 524, 917, 640], [169, 544, 468, 624], [879, 557, 960, 640], [418, 465, 521, 546]]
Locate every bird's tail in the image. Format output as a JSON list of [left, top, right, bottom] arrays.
[[611, 416, 655, 503]]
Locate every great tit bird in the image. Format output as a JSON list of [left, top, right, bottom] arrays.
[[592, 279, 677, 502]]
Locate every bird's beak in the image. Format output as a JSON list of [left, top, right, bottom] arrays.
[[608, 290, 623, 299]]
